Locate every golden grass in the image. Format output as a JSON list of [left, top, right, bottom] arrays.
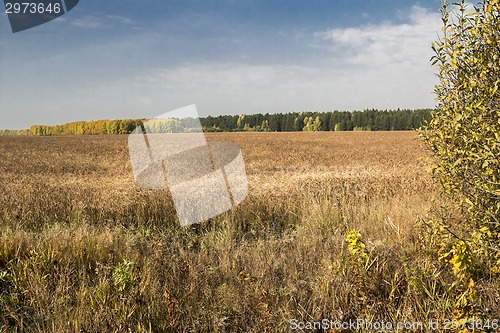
[[0, 132, 497, 332]]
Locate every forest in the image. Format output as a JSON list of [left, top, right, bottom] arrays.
[[202, 108, 431, 132], [16, 108, 431, 136]]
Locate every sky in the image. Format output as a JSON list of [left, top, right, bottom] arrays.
[[0, 0, 444, 129]]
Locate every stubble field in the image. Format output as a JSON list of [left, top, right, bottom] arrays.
[[0, 132, 496, 332]]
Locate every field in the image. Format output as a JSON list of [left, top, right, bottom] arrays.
[[0, 132, 498, 332]]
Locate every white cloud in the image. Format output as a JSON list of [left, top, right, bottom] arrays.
[[315, 5, 441, 67], [71, 14, 135, 29], [106, 15, 134, 25], [71, 16, 103, 28], [119, 7, 443, 115], [106, 58, 437, 117]]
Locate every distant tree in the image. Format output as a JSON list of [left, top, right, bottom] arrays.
[[293, 114, 304, 131], [236, 115, 245, 130], [261, 119, 270, 132]]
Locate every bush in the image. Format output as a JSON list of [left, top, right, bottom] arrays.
[[419, 0, 500, 319]]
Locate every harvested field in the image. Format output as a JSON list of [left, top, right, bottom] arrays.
[[0, 132, 496, 332]]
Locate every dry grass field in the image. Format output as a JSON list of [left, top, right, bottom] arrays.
[[0, 132, 497, 332]]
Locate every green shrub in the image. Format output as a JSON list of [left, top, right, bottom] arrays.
[[113, 259, 135, 292], [419, 0, 500, 320]]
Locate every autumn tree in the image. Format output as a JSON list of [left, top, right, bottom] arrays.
[[419, 0, 500, 317]]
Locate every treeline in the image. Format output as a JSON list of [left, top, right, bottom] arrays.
[[28, 119, 143, 136], [25, 109, 432, 136], [0, 129, 29, 136], [202, 109, 432, 132]]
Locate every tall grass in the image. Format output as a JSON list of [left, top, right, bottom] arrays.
[[0, 133, 498, 332]]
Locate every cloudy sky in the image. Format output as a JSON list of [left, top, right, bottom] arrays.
[[0, 0, 443, 129]]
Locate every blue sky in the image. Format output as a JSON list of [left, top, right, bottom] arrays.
[[0, 0, 443, 129]]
